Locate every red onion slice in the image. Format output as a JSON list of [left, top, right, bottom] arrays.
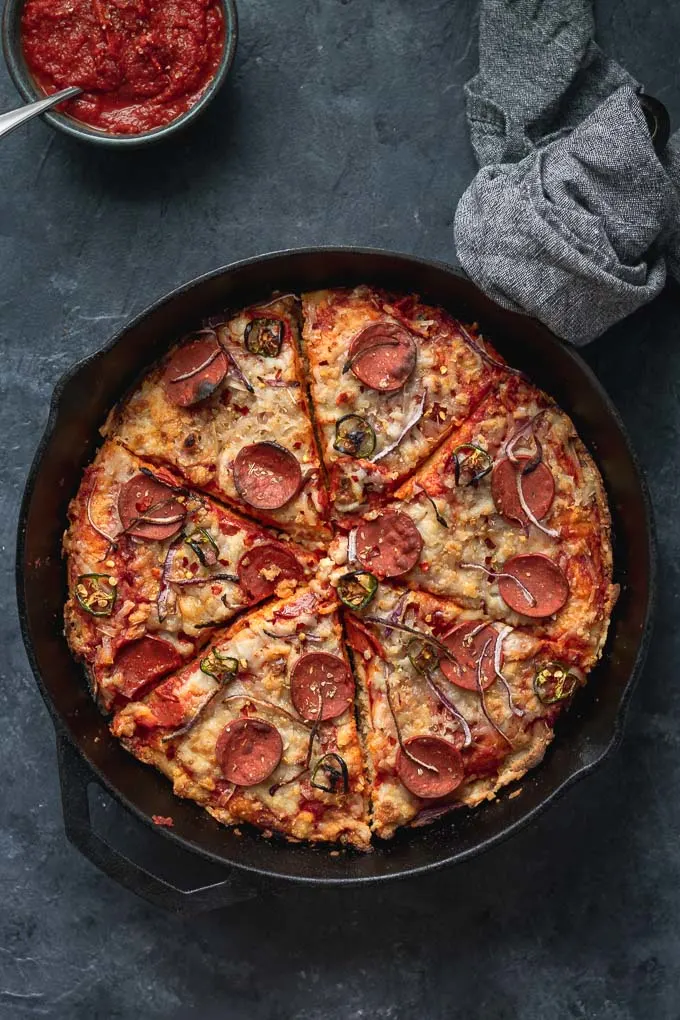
[[259, 378, 300, 388], [456, 322, 525, 378], [476, 639, 513, 747], [252, 292, 297, 311], [347, 528, 357, 564], [364, 616, 461, 665], [371, 390, 427, 463], [515, 470, 560, 539], [169, 347, 222, 383], [157, 542, 180, 623], [460, 561, 537, 609], [167, 573, 240, 587], [160, 687, 221, 741], [86, 489, 119, 552], [493, 625, 525, 717], [501, 410, 547, 464], [424, 672, 472, 747], [225, 350, 254, 393], [384, 665, 438, 773], [382, 592, 408, 637], [222, 694, 311, 729]]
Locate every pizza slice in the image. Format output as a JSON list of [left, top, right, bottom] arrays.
[[323, 376, 617, 668], [106, 294, 330, 547], [112, 588, 371, 850], [343, 583, 592, 840], [64, 440, 318, 712], [301, 285, 511, 515]]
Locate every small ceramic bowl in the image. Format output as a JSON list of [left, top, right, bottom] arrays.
[[1, 0, 238, 148]]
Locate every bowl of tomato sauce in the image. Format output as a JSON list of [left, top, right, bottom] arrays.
[[2, 0, 237, 146]]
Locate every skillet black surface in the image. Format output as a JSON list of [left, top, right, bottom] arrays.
[[16, 248, 655, 906]]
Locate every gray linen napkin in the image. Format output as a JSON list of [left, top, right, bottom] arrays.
[[454, 0, 680, 344]]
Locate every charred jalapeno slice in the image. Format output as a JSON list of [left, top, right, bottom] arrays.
[[534, 662, 580, 704], [244, 317, 284, 357], [200, 649, 239, 683], [75, 573, 117, 617], [337, 570, 378, 610], [407, 638, 440, 674], [185, 527, 218, 567], [310, 752, 349, 794], [451, 443, 493, 486], [334, 414, 376, 458]]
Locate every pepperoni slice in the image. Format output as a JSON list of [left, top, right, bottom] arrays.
[[439, 621, 498, 691], [233, 442, 302, 510], [290, 652, 355, 721], [162, 338, 227, 407], [215, 718, 283, 786], [491, 456, 555, 526], [347, 322, 417, 392], [114, 636, 183, 700], [118, 474, 185, 541], [396, 736, 464, 799], [238, 543, 303, 600], [355, 511, 423, 578], [498, 554, 569, 618]]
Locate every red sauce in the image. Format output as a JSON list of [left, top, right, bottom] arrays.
[[21, 0, 225, 135]]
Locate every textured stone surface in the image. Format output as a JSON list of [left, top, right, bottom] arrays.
[[1, 0, 680, 1016]]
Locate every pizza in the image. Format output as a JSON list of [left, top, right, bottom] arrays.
[[64, 286, 618, 851], [64, 440, 318, 711], [322, 374, 617, 669], [301, 286, 508, 514], [112, 588, 371, 850], [342, 584, 592, 839], [106, 294, 330, 547]]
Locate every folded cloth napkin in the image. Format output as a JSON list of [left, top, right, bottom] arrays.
[[454, 0, 680, 344]]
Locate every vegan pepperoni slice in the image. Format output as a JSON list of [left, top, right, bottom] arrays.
[[290, 652, 355, 721], [491, 455, 555, 526], [233, 442, 302, 510], [355, 511, 423, 578], [440, 621, 498, 691], [498, 553, 569, 618], [114, 636, 183, 700], [118, 474, 185, 541], [163, 337, 227, 407], [216, 718, 283, 786], [238, 543, 304, 600], [396, 736, 464, 799], [346, 322, 417, 392]]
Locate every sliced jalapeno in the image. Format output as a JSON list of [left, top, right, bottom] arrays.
[[451, 443, 493, 486], [185, 527, 218, 567], [534, 662, 580, 704], [200, 649, 239, 683], [337, 570, 378, 610], [75, 573, 117, 617], [407, 638, 439, 674], [334, 414, 376, 458], [244, 318, 283, 357], [310, 752, 349, 794]]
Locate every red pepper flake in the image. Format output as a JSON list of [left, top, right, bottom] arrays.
[[152, 814, 174, 828]]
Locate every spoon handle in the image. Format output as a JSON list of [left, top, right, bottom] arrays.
[[0, 86, 82, 140]]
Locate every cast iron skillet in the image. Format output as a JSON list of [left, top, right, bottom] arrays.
[[16, 248, 655, 913]]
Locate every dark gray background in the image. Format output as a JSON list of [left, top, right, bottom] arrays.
[[2, 1, 679, 1016]]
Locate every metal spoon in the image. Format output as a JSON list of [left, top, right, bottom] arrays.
[[0, 86, 82, 140]]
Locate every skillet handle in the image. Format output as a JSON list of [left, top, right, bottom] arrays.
[[56, 735, 263, 914]]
